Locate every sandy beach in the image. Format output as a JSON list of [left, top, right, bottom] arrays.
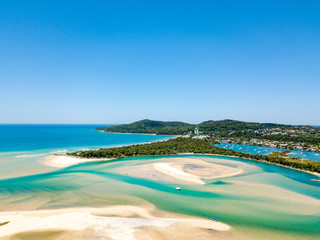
[[154, 158, 243, 183], [115, 157, 243, 185], [44, 155, 114, 168], [0, 205, 230, 240], [44, 155, 243, 185], [154, 162, 205, 184]]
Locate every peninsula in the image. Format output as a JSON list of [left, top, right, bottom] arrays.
[[97, 119, 320, 152], [68, 136, 320, 174]]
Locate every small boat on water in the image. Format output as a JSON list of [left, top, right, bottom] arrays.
[[175, 187, 181, 191]]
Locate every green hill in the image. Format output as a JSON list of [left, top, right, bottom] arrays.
[[97, 119, 289, 136], [96, 119, 194, 135], [97, 119, 320, 147]]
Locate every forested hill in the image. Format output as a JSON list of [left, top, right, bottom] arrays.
[[96, 119, 194, 135], [97, 119, 300, 135], [96, 119, 320, 147]]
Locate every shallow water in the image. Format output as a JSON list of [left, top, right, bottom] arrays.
[[0, 155, 319, 239]]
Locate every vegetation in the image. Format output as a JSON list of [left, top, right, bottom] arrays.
[[97, 119, 320, 146], [97, 119, 194, 135], [68, 137, 320, 173]]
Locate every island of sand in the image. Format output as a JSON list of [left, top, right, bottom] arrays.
[[115, 157, 243, 185], [45, 155, 243, 185], [0, 204, 231, 240]]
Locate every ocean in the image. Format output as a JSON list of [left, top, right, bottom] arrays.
[[0, 124, 171, 152], [0, 124, 171, 179]]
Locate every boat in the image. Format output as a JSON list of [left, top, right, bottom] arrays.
[[211, 217, 217, 221], [175, 187, 181, 191]]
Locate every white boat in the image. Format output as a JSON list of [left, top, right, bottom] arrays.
[[175, 187, 181, 191]]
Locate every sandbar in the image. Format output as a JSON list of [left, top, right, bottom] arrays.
[[117, 158, 243, 185], [44, 155, 114, 168], [0, 205, 230, 240]]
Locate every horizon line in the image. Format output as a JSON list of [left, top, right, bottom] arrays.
[[0, 121, 319, 127]]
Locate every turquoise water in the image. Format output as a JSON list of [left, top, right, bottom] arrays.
[[0, 124, 171, 152], [0, 155, 319, 239], [0, 124, 171, 179], [216, 143, 320, 162], [0, 125, 319, 239]]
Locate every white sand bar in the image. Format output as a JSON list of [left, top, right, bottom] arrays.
[[154, 162, 205, 184], [0, 206, 230, 240], [44, 155, 113, 168], [153, 158, 243, 184]]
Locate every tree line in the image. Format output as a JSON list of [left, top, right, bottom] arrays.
[[68, 137, 320, 173]]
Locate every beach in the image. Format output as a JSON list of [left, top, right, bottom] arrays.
[[44, 155, 244, 185], [1, 153, 319, 240], [45, 154, 115, 168], [0, 205, 230, 240]]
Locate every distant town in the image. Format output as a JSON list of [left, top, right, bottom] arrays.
[[187, 127, 320, 152]]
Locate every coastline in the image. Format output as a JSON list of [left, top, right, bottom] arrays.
[[44, 154, 116, 168], [0, 205, 230, 239], [203, 153, 320, 178], [43, 155, 244, 183], [216, 142, 320, 159], [97, 130, 180, 137], [4, 131, 319, 240], [43, 132, 177, 168], [218, 141, 320, 153], [44, 152, 320, 178], [43, 131, 319, 178]]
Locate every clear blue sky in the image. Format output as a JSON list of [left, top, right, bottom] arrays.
[[1, 0, 319, 125]]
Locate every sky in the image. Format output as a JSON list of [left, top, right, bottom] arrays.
[[0, 0, 319, 125]]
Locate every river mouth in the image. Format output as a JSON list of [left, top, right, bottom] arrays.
[[0, 155, 319, 239]]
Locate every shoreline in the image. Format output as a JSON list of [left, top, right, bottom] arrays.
[[97, 130, 180, 137], [218, 141, 320, 154], [0, 205, 231, 239], [44, 155, 244, 183], [43, 131, 319, 178], [44, 152, 320, 178], [204, 153, 320, 178], [152, 159, 243, 184], [99, 129, 320, 153], [96, 132, 320, 176], [44, 154, 116, 168], [44, 133, 177, 168]]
